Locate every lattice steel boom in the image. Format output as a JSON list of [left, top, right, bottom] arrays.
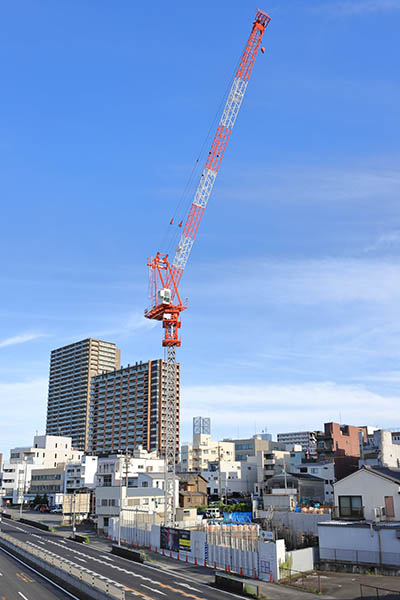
[[145, 9, 270, 526]]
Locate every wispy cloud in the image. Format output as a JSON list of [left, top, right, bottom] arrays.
[[0, 332, 46, 349], [221, 164, 400, 206], [180, 381, 397, 441], [366, 231, 400, 252], [65, 311, 157, 344]]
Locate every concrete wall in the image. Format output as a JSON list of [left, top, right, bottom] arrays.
[[269, 510, 331, 535], [319, 522, 400, 566], [286, 547, 315, 572]]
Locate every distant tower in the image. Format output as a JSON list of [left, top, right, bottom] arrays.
[[193, 416, 211, 436]]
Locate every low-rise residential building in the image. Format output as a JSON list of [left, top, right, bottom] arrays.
[[317, 422, 369, 480], [254, 449, 291, 496], [265, 472, 325, 505], [29, 465, 66, 505], [181, 434, 235, 472], [95, 450, 165, 488], [359, 430, 400, 469], [95, 486, 165, 532], [178, 473, 208, 507], [1, 434, 81, 504], [333, 466, 400, 522], [294, 461, 335, 505], [201, 457, 258, 499], [277, 431, 318, 455], [64, 455, 98, 493], [231, 435, 285, 462]]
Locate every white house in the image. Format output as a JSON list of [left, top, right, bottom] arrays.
[[359, 430, 400, 469], [1, 434, 81, 504], [95, 485, 165, 532], [95, 451, 164, 488], [334, 466, 400, 521], [64, 455, 98, 493]]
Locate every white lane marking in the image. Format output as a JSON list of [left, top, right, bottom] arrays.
[[0, 546, 80, 600], [142, 585, 166, 595], [101, 554, 113, 560], [76, 557, 87, 562], [18, 593, 29, 600], [174, 582, 201, 591]]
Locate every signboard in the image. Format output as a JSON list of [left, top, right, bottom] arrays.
[[160, 527, 191, 552]]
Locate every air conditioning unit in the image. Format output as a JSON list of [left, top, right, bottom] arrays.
[[374, 507, 381, 521]]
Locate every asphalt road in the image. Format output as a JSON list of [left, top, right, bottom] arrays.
[[0, 519, 243, 600], [0, 544, 75, 599]]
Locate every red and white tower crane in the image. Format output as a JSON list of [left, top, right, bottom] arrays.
[[145, 9, 271, 525]]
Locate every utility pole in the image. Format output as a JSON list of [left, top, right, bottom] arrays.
[[117, 457, 124, 546], [19, 458, 27, 520], [72, 490, 76, 540], [218, 444, 224, 505]]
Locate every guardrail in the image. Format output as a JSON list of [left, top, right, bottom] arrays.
[[360, 583, 400, 599], [0, 531, 124, 599]]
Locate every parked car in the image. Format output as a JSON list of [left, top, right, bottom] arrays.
[[50, 507, 62, 514], [39, 505, 50, 513]]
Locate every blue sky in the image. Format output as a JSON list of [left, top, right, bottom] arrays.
[[1, 0, 400, 457]]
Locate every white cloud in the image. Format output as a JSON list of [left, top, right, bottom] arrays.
[[366, 231, 400, 252], [0, 378, 48, 457], [180, 381, 397, 440], [196, 257, 400, 307], [0, 332, 46, 349], [221, 164, 400, 206]]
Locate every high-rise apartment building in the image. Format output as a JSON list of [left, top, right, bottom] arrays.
[[87, 359, 180, 458], [46, 338, 121, 450]]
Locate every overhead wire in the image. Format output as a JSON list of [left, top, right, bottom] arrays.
[[159, 42, 248, 261]]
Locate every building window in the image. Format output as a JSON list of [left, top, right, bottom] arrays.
[[338, 495, 363, 519]]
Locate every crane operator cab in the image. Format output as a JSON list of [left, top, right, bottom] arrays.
[[158, 288, 172, 305]]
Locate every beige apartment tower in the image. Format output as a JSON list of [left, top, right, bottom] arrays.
[[46, 338, 120, 450]]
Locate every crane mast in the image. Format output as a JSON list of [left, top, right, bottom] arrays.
[[145, 9, 270, 526]]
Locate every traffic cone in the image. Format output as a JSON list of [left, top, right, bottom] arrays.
[[204, 559, 207, 567], [185, 555, 188, 563], [177, 552, 180, 561], [214, 562, 217, 570], [254, 569, 258, 579], [227, 565, 231, 574], [225, 565, 228, 573], [240, 567, 243, 577], [269, 572, 274, 583], [194, 557, 197, 566]]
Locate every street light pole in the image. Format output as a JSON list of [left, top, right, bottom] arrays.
[[19, 458, 27, 520]]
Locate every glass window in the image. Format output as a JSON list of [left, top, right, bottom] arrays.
[[339, 495, 363, 518]]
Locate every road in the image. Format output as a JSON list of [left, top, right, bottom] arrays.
[[0, 519, 242, 600], [0, 544, 75, 599]]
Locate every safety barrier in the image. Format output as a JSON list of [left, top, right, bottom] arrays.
[[0, 531, 124, 599]]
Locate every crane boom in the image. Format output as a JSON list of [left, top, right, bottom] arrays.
[[145, 9, 270, 526], [171, 9, 271, 288]]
